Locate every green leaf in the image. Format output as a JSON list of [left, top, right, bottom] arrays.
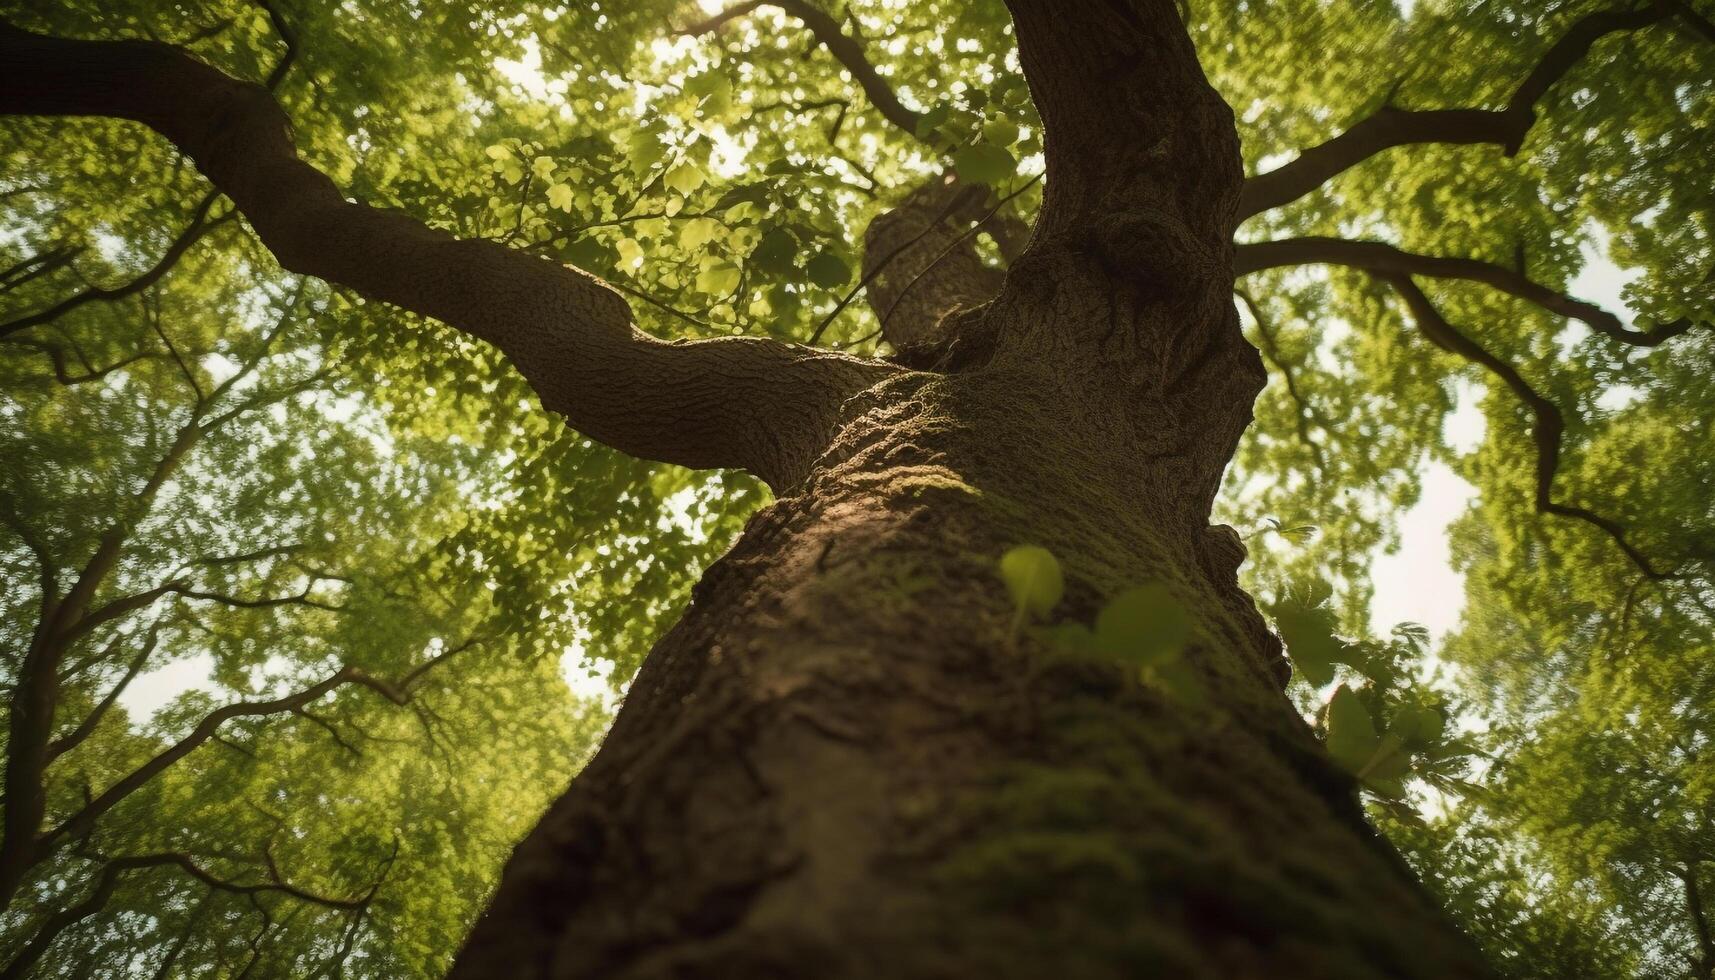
[[1395, 700, 1446, 748], [714, 181, 774, 211], [1034, 621, 1096, 655], [806, 252, 851, 289], [531, 156, 557, 181], [695, 260, 741, 296], [999, 545, 1063, 620], [546, 183, 574, 212], [678, 217, 723, 251], [627, 130, 667, 176], [748, 228, 797, 276], [684, 70, 731, 115], [1144, 658, 1206, 706], [563, 236, 615, 271], [1274, 600, 1346, 688], [1359, 732, 1413, 785], [1093, 583, 1192, 666], [1326, 684, 1379, 773], [663, 162, 705, 196], [982, 118, 1020, 147], [914, 102, 952, 140], [953, 143, 1017, 186]]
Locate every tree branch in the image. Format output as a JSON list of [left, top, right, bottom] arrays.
[[1002, 0, 1243, 249], [45, 625, 161, 764], [0, 192, 234, 339], [0, 847, 373, 979], [1, 336, 160, 385], [0, 243, 85, 293], [40, 639, 480, 857], [679, 1, 920, 135], [1383, 273, 1680, 580], [1236, 236, 1701, 346], [0, 20, 894, 490], [1238, 6, 1672, 218], [1235, 289, 1331, 474]]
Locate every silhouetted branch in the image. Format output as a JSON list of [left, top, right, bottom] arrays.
[[0, 847, 370, 979], [41, 639, 485, 857], [46, 624, 162, 763], [1236, 236, 1702, 346], [1235, 289, 1331, 473], [1, 336, 161, 385], [678, 1, 921, 134], [1382, 272, 1680, 580], [0, 193, 234, 339], [0, 243, 84, 293], [1239, 6, 1672, 217]]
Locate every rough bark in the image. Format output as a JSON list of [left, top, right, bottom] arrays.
[[1, 2, 1496, 976], [451, 2, 1491, 977], [0, 20, 890, 490], [858, 172, 1026, 357]]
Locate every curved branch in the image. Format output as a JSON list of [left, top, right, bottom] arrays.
[[680, 1, 920, 135], [1236, 236, 1700, 346], [1382, 273, 1679, 580], [2, 336, 161, 385], [41, 640, 478, 857], [1235, 289, 1331, 474], [0, 193, 233, 339], [0, 21, 893, 489], [0, 848, 372, 980], [45, 625, 161, 764], [0, 243, 84, 293], [1239, 6, 1671, 218]]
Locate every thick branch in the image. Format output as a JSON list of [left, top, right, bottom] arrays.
[[1236, 236, 1700, 346], [0, 21, 893, 489], [1239, 6, 1671, 218], [1003, 0, 1243, 249], [680, 1, 920, 134], [1384, 273, 1679, 580]]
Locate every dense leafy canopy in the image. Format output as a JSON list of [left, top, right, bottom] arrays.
[[1, 0, 1711, 976]]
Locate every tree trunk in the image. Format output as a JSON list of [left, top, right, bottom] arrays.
[[448, 1, 1492, 975], [451, 261, 1490, 980], [0, 4, 1499, 975], [451, 344, 1486, 978]]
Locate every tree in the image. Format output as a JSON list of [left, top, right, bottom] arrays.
[[2, 0, 1711, 977]]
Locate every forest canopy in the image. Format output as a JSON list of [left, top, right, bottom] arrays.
[[1, 0, 1711, 977]]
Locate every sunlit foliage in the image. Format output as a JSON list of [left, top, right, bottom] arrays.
[[2, 0, 1711, 976]]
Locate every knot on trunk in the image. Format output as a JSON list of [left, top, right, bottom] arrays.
[[862, 173, 1024, 353]]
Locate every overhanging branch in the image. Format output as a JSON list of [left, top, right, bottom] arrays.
[[0, 194, 233, 340], [1238, 6, 1672, 218], [1382, 273, 1680, 580], [0, 20, 894, 489], [679, 1, 921, 135], [1236, 236, 1701, 346]]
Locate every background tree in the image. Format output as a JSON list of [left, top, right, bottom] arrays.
[[1, 0, 1711, 977]]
